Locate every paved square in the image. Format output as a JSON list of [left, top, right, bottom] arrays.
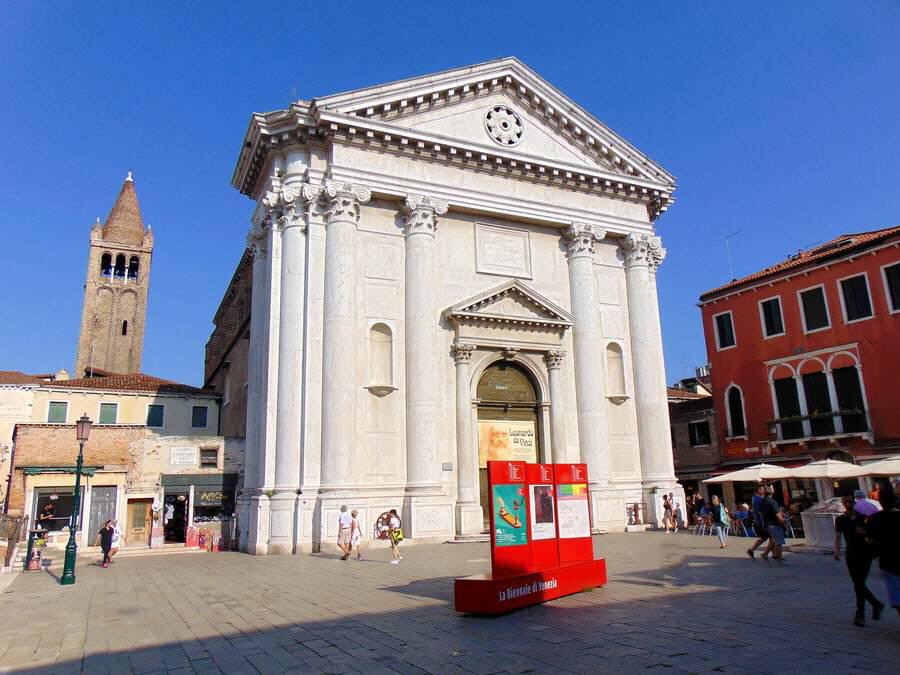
[[0, 533, 898, 674]]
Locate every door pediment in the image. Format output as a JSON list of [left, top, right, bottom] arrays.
[[444, 281, 573, 349]]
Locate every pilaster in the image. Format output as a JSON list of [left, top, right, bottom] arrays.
[[451, 342, 482, 535]]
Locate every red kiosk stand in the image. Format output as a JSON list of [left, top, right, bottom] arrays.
[[454, 461, 607, 614]]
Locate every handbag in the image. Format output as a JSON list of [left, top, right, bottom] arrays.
[[391, 528, 404, 544]]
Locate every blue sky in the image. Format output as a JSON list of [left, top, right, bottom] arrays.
[[1, 2, 899, 386]]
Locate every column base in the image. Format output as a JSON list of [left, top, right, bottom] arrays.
[[247, 493, 270, 555], [235, 495, 251, 552], [268, 491, 298, 555], [588, 483, 645, 532], [402, 493, 456, 540], [455, 502, 485, 536]]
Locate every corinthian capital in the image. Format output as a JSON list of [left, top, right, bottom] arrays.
[[450, 342, 476, 364], [402, 194, 449, 236], [562, 222, 606, 259], [620, 233, 666, 273], [543, 350, 566, 370], [323, 180, 371, 224], [262, 183, 318, 233]]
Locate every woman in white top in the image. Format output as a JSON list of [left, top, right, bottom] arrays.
[[350, 510, 363, 560], [388, 509, 403, 564], [337, 505, 353, 560], [109, 519, 124, 561]]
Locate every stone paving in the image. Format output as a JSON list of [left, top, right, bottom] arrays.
[[0, 532, 898, 674]]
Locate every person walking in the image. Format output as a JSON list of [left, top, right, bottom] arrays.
[[337, 505, 353, 560], [834, 495, 884, 627], [661, 494, 674, 533], [350, 509, 363, 560], [98, 520, 114, 568], [747, 483, 770, 559], [759, 484, 785, 562], [108, 519, 124, 563], [865, 478, 900, 617], [388, 509, 403, 564], [710, 495, 730, 548]]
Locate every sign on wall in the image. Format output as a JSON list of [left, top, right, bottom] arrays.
[[169, 447, 198, 467], [478, 420, 537, 467]]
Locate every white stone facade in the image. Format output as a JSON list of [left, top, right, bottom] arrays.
[[231, 58, 682, 553]]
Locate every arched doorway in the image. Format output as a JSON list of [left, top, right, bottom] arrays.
[[476, 361, 541, 529]]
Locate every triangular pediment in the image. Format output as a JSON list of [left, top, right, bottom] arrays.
[[444, 280, 573, 329], [312, 58, 674, 186]]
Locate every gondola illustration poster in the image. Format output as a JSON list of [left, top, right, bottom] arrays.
[[492, 483, 528, 547]]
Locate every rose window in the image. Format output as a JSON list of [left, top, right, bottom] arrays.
[[484, 106, 523, 146]]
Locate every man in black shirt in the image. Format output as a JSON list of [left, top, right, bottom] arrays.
[[834, 496, 884, 626], [98, 520, 114, 568], [759, 485, 785, 562], [865, 478, 900, 617]]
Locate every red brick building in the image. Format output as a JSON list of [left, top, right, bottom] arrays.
[[699, 226, 900, 475]]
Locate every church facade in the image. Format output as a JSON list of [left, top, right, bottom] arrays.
[[228, 58, 681, 554]]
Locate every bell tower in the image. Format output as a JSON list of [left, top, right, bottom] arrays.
[[75, 172, 154, 376]]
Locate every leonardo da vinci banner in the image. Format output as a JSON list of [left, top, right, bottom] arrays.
[[478, 420, 538, 467]]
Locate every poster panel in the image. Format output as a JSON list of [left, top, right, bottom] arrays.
[[492, 483, 528, 547], [478, 420, 537, 467], [556, 483, 590, 539], [529, 484, 556, 540]]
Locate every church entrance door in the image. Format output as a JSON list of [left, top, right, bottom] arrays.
[[476, 361, 541, 530]]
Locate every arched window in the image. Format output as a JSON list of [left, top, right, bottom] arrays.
[[605, 342, 626, 397], [121, 320, 128, 336], [368, 323, 393, 386], [726, 385, 746, 437], [128, 256, 139, 280], [100, 253, 112, 277], [114, 254, 126, 278]]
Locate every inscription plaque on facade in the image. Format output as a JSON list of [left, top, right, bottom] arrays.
[[169, 447, 198, 467], [475, 223, 532, 279]]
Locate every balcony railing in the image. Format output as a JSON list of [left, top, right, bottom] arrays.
[[767, 409, 868, 442]]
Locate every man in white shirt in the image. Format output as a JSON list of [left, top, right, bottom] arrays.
[[337, 505, 353, 560]]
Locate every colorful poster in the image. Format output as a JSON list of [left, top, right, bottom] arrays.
[[478, 420, 537, 467], [529, 484, 556, 540], [556, 483, 590, 539], [492, 483, 528, 547]]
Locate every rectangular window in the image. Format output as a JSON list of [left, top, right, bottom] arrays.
[[713, 312, 736, 350], [191, 405, 208, 429], [799, 286, 830, 332], [773, 378, 803, 440], [839, 274, 873, 322], [833, 366, 868, 433], [801, 372, 834, 437], [882, 262, 900, 313], [47, 401, 68, 424], [759, 297, 785, 337], [688, 421, 711, 447], [200, 448, 219, 468], [146, 404, 165, 428], [99, 403, 118, 425]]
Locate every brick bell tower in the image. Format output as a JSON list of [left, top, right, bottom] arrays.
[[75, 172, 154, 376]]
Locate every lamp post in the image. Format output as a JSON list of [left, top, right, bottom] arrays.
[[60, 414, 92, 586]]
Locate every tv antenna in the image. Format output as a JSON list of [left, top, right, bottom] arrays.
[[724, 229, 743, 280]]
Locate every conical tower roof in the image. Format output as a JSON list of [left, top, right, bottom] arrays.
[[102, 172, 146, 246]]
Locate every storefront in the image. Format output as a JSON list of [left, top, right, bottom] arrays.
[[160, 473, 238, 545]]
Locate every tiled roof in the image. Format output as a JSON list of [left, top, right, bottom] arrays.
[[666, 387, 709, 400], [42, 372, 215, 396], [102, 174, 146, 246], [700, 225, 900, 301], [0, 371, 45, 385]]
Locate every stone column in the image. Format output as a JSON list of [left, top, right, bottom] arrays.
[[543, 350, 567, 463], [266, 182, 314, 554], [620, 233, 682, 521], [562, 223, 610, 488], [319, 181, 370, 488], [451, 342, 481, 535], [238, 219, 268, 551], [402, 195, 448, 494]]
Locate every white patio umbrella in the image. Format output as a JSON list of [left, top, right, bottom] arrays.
[[840, 455, 900, 477], [703, 463, 791, 484], [783, 459, 861, 480]]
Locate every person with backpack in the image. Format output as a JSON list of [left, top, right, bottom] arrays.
[[834, 495, 884, 627], [710, 495, 731, 549]]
